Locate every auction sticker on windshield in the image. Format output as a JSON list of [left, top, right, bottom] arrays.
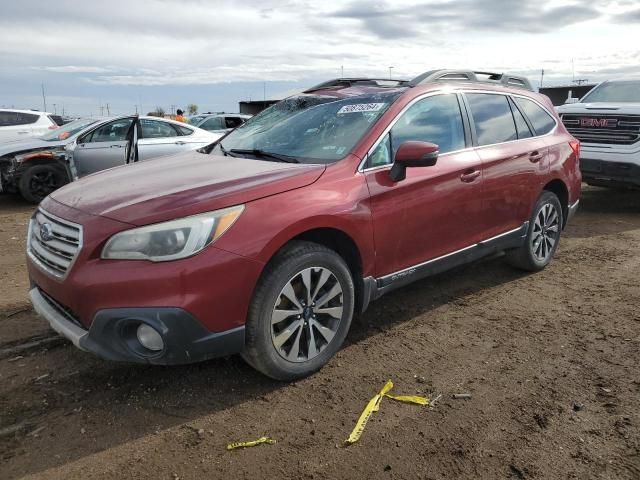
[[337, 103, 386, 114]]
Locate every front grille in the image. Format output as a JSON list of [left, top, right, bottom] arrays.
[[562, 114, 640, 146], [28, 209, 82, 278], [39, 288, 85, 330]]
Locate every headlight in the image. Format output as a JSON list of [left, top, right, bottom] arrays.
[[101, 205, 244, 262]]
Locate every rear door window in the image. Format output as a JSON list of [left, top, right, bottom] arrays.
[[513, 97, 556, 136], [200, 117, 225, 131], [466, 93, 518, 145], [17, 113, 39, 125], [141, 119, 179, 138], [0, 111, 19, 126], [509, 99, 533, 139]]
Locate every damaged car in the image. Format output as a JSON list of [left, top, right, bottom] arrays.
[[0, 115, 222, 203]]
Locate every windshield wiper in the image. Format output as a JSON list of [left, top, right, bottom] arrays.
[[229, 148, 299, 163]]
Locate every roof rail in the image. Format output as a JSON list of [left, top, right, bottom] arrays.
[[304, 78, 409, 93], [408, 69, 534, 91]]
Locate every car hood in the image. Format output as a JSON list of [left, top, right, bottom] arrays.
[[0, 138, 65, 157], [557, 102, 640, 114], [50, 151, 326, 225]]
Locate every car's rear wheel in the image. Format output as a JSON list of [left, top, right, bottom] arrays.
[[506, 191, 563, 272], [18, 164, 68, 204], [242, 241, 354, 380]]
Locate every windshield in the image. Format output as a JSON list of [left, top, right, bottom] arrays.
[[582, 81, 640, 103], [214, 91, 402, 164], [40, 118, 100, 141]]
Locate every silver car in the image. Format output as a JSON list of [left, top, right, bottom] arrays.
[[191, 113, 251, 135], [0, 115, 221, 203]]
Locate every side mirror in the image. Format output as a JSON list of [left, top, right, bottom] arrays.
[[389, 141, 439, 182]]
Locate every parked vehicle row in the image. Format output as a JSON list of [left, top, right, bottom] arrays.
[[558, 77, 640, 189], [0, 116, 222, 203], [27, 69, 581, 380], [189, 113, 251, 134]]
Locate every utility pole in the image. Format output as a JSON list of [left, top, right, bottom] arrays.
[[341, 65, 344, 77], [53, 103, 57, 114], [106, 103, 110, 115], [539, 69, 545, 90], [388, 66, 394, 80], [41, 84, 47, 112], [100, 105, 104, 116]]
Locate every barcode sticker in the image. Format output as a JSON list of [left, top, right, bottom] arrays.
[[337, 103, 385, 114]]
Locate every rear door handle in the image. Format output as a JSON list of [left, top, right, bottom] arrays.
[[529, 151, 543, 163], [110, 145, 123, 148], [460, 169, 481, 183], [174, 141, 186, 145]]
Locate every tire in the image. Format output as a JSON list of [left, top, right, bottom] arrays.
[[18, 163, 68, 204], [242, 241, 355, 381], [506, 191, 564, 272]]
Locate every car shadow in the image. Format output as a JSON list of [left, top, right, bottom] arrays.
[[1, 252, 530, 478], [564, 185, 640, 239]]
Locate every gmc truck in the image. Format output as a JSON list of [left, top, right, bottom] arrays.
[[558, 78, 640, 188]]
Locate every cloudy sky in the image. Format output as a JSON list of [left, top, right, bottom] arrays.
[[0, 0, 638, 116]]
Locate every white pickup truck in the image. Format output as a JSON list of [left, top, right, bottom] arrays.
[[557, 78, 640, 188]]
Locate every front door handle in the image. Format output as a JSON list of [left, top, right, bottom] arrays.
[[174, 141, 186, 145], [460, 169, 481, 183], [529, 151, 543, 163], [110, 145, 123, 148]]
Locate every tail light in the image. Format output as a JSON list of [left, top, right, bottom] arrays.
[[569, 139, 580, 159]]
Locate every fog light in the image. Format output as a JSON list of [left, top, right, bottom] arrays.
[[136, 324, 164, 352]]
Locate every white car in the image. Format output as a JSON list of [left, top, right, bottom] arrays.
[[0, 109, 58, 143], [191, 113, 251, 135], [558, 78, 640, 189]]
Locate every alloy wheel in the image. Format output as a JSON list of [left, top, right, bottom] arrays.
[[30, 170, 63, 199], [271, 267, 344, 363], [531, 203, 560, 262]]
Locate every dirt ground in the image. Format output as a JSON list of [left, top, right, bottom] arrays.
[[0, 186, 639, 480]]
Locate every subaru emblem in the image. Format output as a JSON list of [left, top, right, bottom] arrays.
[[40, 223, 53, 242]]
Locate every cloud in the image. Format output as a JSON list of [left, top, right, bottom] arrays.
[[330, 0, 603, 37], [0, 0, 638, 114], [33, 66, 115, 74]]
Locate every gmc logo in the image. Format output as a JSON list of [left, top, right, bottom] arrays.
[[580, 118, 617, 128]]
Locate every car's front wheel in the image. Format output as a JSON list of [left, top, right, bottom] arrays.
[[506, 190, 564, 272], [18, 163, 68, 204], [242, 241, 355, 381]]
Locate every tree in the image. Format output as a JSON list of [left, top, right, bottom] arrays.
[[147, 106, 165, 117], [187, 104, 198, 115]]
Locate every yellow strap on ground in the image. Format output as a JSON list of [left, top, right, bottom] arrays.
[[384, 394, 429, 406], [345, 380, 428, 445], [226, 436, 276, 450]]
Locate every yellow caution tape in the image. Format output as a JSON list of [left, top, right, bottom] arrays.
[[345, 380, 428, 445], [226, 436, 276, 450]]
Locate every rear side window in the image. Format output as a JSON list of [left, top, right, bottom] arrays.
[[466, 93, 517, 145], [509, 99, 533, 139], [177, 125, 194, 136], [513, 97, 556, 136]]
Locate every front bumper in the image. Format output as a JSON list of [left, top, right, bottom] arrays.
[[580, 158, 640, 187], [30, 287, 245, 364]]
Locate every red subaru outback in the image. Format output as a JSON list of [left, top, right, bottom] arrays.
[[27, 70, 581, 380]]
